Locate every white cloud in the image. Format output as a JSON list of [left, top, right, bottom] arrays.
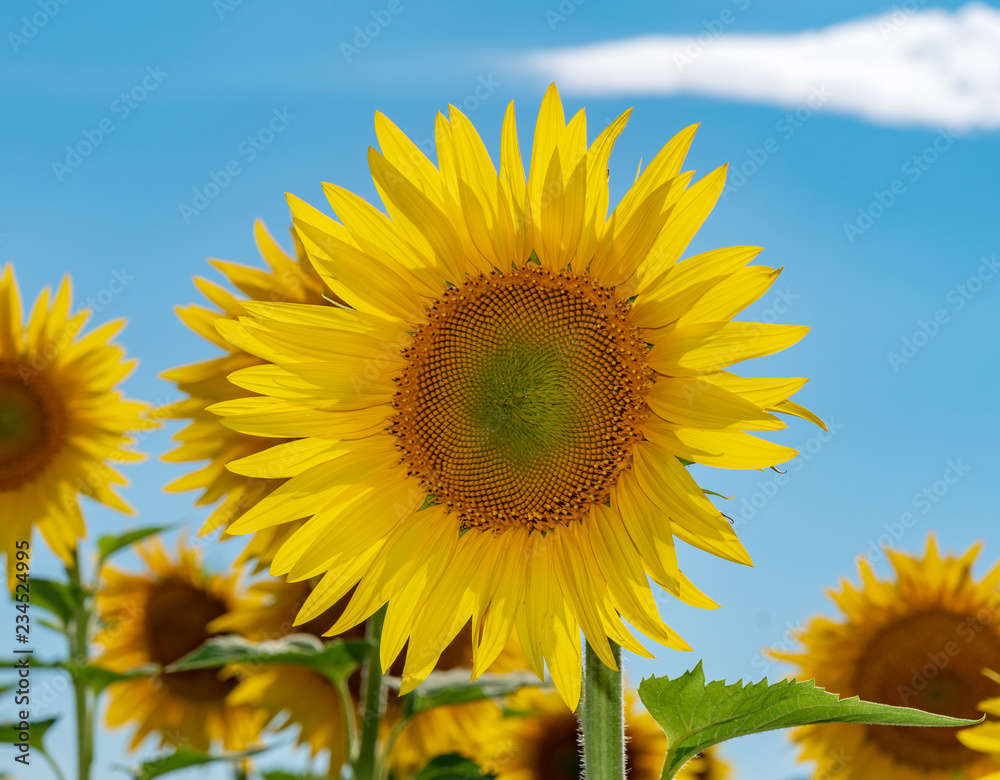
[[526, 3, 1000, 130]]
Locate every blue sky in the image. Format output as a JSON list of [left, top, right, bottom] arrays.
[[2, 1, 999, 778]]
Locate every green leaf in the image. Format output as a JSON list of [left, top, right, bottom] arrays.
[[389, 670, 550, 715], [37, 617, 65, 633], [412, 754, 495, 779], [72, 662, 158, 693], [640, 662, 984, 779], [24, 577, 77, 624], [167, 634, 370, 685], [125, 747, 263, 779], [260, 772, 328, 780], [97, 525, 170, 565], [0, 658, 155, 693], [0, 658, 61, 670], [0, 717, 58, 750]]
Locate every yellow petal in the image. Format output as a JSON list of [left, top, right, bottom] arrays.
[[644, 416, 799, 470], [646, 322, 810, 375], [646, 376, 784, 431]]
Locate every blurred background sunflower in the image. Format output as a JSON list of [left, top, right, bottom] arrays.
[[94, 539, 267, 752], [159, 220, 334, 569], [960, 668, 1000, 776], [0, 265, 152, 571], [771, 535, 1000, 778]]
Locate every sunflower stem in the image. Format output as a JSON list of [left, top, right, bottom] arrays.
[[354, 605, 387, 780], [581, 639, 625, 780], [336, 677, 358, 776], [67, 550, 94, 780]]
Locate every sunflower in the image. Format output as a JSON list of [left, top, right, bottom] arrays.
[[159, 220, 333, 566], [94, 538, 266, 752], [387, 634, 529, 780], [0, 265, 152, 570], [214, 578, 362, 774], [959, 669, 1000, 778], [770, 535, 1000, 779], [210, 83, 821, 709], [677, 747, 733, 780], [216, 577, 527, 778], [470, 686, 716, 780]]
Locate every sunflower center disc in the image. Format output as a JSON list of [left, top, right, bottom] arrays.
[[0, 361, 67, 492], [854, 608, 1000, 768], [393, 266, 650, 531], [144, 578, 236, 701], [532, 713, 583, 779]]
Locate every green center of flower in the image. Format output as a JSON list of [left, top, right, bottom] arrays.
[[855, 608, 1000, 769], [393, 265, 650, 531], [0, 361, 67, 492]]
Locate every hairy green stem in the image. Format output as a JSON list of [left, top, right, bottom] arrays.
[[67, 551, 94, 780], [354, 605, 387, 780], [580, 640, 625, 780]]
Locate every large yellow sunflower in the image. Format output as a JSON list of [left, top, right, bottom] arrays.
[[469, 687, 729, 780], [770, 535, 1000, 779], [216, 576, 527, 778], [94, 539, 266, 752], [159, 220, 332, 566], [0, 265, 152, 569], [210, 83, 821, 709]]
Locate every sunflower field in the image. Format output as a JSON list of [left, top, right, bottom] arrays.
[[3, 2, 999, 779]]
